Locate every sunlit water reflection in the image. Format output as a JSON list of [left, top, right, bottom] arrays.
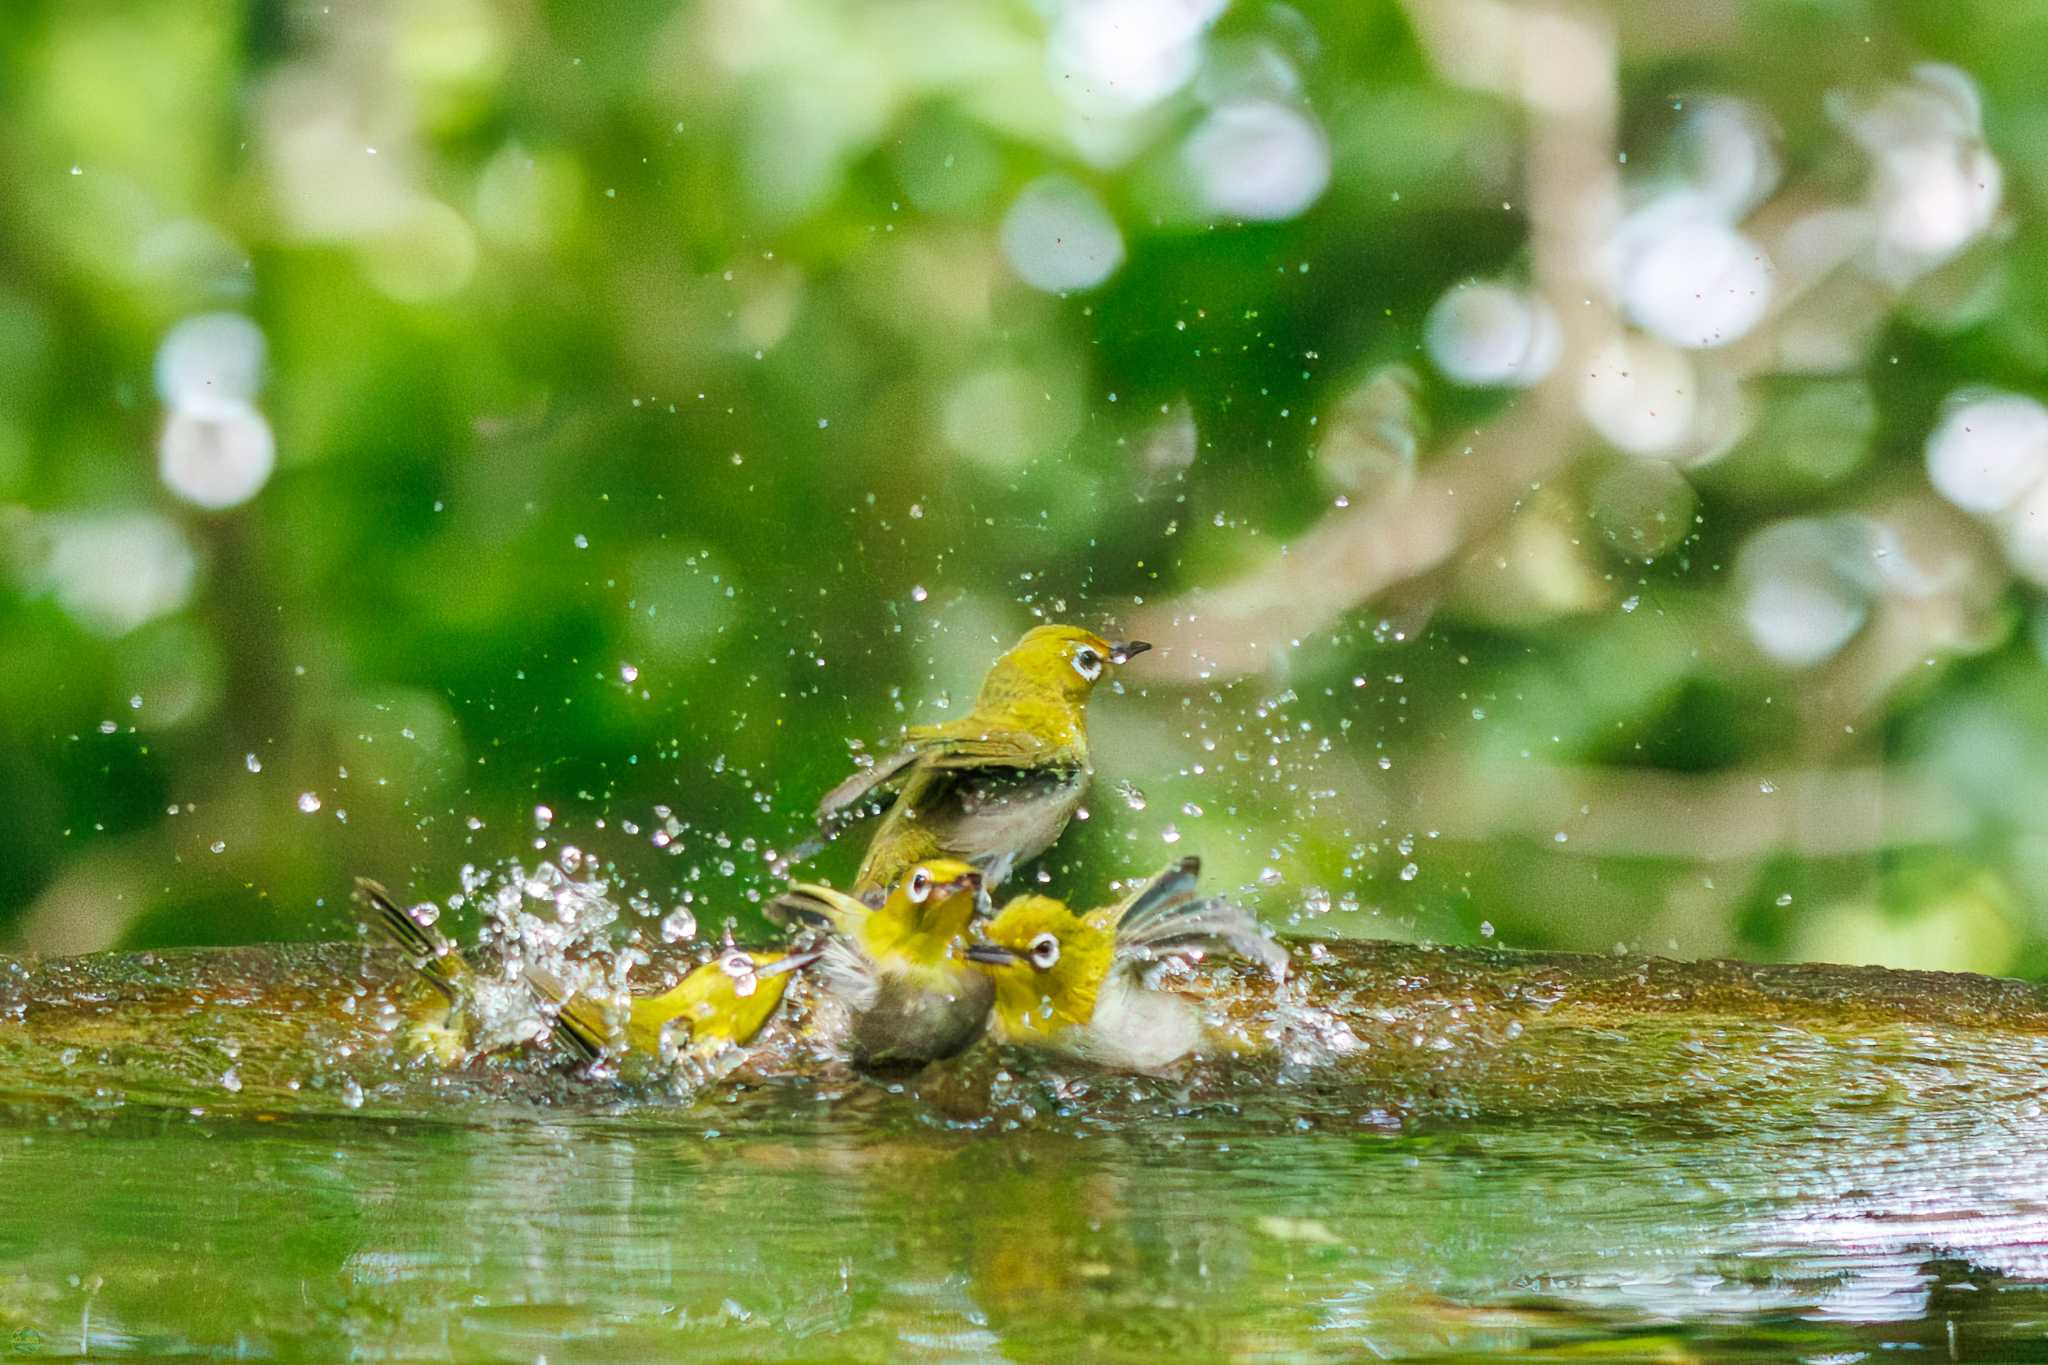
[[6, 1097, 2048, 1361], [8, 937, 2048, 1359]]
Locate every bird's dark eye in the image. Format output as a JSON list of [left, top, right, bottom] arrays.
[[1028, 932, 1061, 968], [907, 868, 933, 903], [1071, 648, 1103, 682]]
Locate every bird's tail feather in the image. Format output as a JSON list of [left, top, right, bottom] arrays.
[[354, 878, 465, 1002]]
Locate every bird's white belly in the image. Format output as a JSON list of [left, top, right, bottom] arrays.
[[1071, 976, 1202, 1073]]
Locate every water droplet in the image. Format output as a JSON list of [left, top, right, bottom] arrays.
[[219, 1068, 242, 1093], [245, 753, 262, 773], [910, 584, 928, 603], [1115, 779, 1148, 812], [1479, 920, 1495, 938], [97, 720, 117, 734], [1621, 595, 1641, 613], [1399, 862, 1419, 881], [1775, 893, 1793, 907], [620, 663, 640, 683], [1160, 824, 1181, 844], [534, 804, 555, 829], [339, 1077, 364, 1109], [1259, 867, 1283, 886], [1758, 780, 1777, 794], [661, 908, 696, 943], [296, 792, 322, 813], [209, 840, 226, 854]]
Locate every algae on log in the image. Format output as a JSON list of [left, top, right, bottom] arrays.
[[4, 936, 2047, 1124]]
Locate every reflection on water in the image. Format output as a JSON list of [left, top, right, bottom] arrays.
[[5, 1091, 2048, 1361], [9, 938, 2048, 1359]]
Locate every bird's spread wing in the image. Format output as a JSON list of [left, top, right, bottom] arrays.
[[809, 935, 881, 1013], [761, 885, 881, 1010], [814, 723, 1065, 826], [1110, 858, 1290, 978], [763, 882, 871, 938], [814, 745, 928, 825]]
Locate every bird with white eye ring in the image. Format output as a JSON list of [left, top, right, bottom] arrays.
[[966, 858, 1289, 1074], [764, 857, 992, 1068], [806, 624, 1150, 896]]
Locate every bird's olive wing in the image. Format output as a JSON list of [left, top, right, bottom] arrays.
[[814, 745, 927, 825], [814, 724, 1060, 828], [913, 726, 1062, 770], [763, 882, 868, 937]]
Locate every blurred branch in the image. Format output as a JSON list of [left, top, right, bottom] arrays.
[[1126, 0, 1620, 680], [1122, 11, 1919, 686], [1402, 754, 1971, 861]]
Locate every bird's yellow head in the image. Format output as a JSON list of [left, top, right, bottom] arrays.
[[860, 858, 984, 970], [965, 895, 1116, 1038], [975, 624, 1150, 725]]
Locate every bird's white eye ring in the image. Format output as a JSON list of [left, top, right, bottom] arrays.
[[1071, 648, 1103, 682], [907, 868, 933, 903], [1028, 932, 1061, 969]]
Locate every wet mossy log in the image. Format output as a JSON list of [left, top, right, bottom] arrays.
[[3, 937, 2045, 1122]]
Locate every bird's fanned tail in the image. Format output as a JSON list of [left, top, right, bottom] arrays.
[[524, 966, 609, 1062], [354, 878, 466, 1002]]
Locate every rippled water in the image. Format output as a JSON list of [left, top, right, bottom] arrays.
[[7, 940, 2048, 1360], [7, 1098, 2048, 1361]]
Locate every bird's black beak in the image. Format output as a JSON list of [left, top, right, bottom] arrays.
[[966, 942, 1021, 966], [1110, 640, 1151, 664]]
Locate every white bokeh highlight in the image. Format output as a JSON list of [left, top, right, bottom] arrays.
[[1612, 195, 1773, 349], [1834, 64, 2003, 282], [1925, 390, 2048, 516], [160, 402, 278, 511], [1579, 335, 1698, 457], [1183, 100, 1330, 221], [1044, 0, 1226, 121], [1671, 97, 1782, 220], [154, 313, 266, 409], [40, 514, 198, 637], [154, 313, 278, 510], [1000, 176, 1126, 292], [1736, 517, 1884, 668], [1424, 282, 1561, 388]]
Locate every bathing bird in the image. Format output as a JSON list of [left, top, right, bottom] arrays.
[[765, 857, 989, 1068], [809, 624, 1149, 893], [526, 936, 822, 1064], [964, 857, 1288, 1073]]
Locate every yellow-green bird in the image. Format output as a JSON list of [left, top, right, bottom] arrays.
[[527, 936, 823, 1065], [811, 624, 1149, 893], [964, 857, 1289, 1073], [765, 857, 989, 1068], [355, 878, 816, 1066]]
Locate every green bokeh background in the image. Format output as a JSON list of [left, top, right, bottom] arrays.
[[5, 0, 2048, 978]]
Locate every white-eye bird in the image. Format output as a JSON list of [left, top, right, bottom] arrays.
[[964, 857, 1288, 1073], [764, 857, 989, 1068], [809, 624, 1149, 893]]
